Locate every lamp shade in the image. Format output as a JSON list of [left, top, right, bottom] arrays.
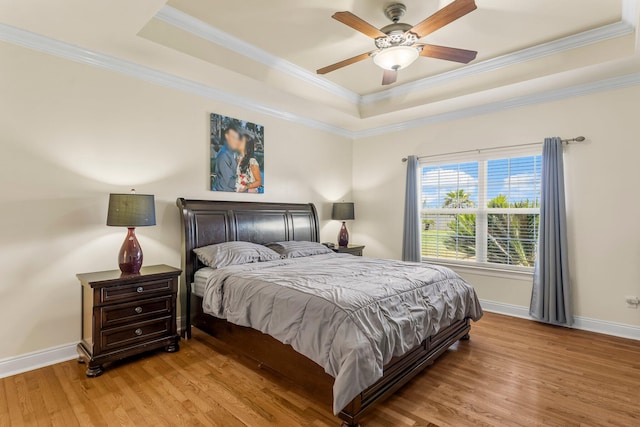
[[332, 202, 355, 221], [107, 194, 156, 227]]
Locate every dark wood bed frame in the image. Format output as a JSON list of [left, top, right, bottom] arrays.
[[177, 198, 471, 426]]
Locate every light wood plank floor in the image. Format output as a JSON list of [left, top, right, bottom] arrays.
[[1, 312, 639, 426]]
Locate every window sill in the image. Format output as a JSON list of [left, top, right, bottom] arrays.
[[421, 258, 534, 281]]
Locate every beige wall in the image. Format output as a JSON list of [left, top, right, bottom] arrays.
[[353, 86, 640, 327], [2, 38, 640, 361], [0, 43, 352, 359]]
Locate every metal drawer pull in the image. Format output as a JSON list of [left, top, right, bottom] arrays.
[[136, 286, 144, 293], [134, 306, 143, 314], [134, 328, 143, 336]]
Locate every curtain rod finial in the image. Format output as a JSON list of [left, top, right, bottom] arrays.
[[575, 136, 585, 142]]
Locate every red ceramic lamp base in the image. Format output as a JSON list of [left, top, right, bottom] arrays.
[[118, 228, 143, 274], [338, 221, 349, 247]]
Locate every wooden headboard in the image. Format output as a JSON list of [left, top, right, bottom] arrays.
[[176, 198, 320, 334]]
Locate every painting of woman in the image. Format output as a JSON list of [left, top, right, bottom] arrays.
[[236, 131, 263, 193]]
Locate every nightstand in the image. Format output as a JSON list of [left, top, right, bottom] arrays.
[[332, 244, 365, 256], [76, 264, 181, 377]]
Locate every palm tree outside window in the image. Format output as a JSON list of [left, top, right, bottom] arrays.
[[420, 154, 541, 269]]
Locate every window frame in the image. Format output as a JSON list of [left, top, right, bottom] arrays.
[[419, 147, 542, 274]]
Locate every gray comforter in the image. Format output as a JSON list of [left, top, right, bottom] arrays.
[[201, 253, 483, 414]]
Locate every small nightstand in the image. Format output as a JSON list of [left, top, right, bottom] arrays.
[[76, 264, 181, 377], [332, 244, 365, 256]]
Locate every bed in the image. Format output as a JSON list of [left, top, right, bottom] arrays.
[[177, 198, 482, 426]]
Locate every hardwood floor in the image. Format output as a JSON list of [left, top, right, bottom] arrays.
[[1, 312, 639, 426]]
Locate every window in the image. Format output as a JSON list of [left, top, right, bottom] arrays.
[[421, 153, 542, 269]]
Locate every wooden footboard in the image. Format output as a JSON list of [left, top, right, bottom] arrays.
[[192, 296, 470, 426], [340, 317, 470, 426]]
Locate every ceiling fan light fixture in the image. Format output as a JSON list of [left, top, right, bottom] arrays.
[[373, 46, 419, 71]]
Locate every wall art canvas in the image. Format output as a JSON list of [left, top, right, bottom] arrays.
[[210, 113, 265, 193]]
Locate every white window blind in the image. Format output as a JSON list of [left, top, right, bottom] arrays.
[[421, 153, 542, 269]]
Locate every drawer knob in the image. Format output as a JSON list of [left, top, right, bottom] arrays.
[[134, 328, 143, 336], [134, 306, 143, 314], [136, 286, 144, 293]]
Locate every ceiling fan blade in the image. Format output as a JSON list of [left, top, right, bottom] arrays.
[[382, 69, 397, 85], [332, 11, 387, 39], [409, 0, 477, 39], [419, 44, 477, 63], [317, 52, 372, 75]]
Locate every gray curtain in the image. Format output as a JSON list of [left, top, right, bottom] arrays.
[[402, 155, 421, 262], [530, 137, 573, 325]]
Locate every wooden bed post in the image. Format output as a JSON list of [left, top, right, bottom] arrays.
[[176, 198, 196, 339]]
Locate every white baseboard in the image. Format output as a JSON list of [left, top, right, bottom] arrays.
[[479, 299, 532, 319], [0, 342, 78, 379], [0, 316, 185, 379], [480, 299, 640, 341], [1, 308, 637, 380]]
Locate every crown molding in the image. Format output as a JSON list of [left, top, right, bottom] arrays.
[[352, 72, 640, 138], [2, 22, 640, 141], [0, 23, 353, 138], [155, 5, 361, 105], [361, 20, 635, 104]]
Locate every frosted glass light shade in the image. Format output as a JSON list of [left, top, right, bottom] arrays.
[[373, 46, 419, 71]]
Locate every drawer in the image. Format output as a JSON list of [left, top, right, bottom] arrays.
[[100, 279, 173, 304], [100, 296, 172, 328], [100, 317, 172, 352]]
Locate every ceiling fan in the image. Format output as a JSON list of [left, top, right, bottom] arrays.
[[317, 0, 478, 85]]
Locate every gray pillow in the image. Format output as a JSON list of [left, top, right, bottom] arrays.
[[266, 241, 333, 259], [193, 241, 281, 269]]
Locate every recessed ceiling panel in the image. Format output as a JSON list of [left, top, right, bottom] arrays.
[[165, 0, 622, 94]]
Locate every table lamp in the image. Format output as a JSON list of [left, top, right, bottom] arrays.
[[332, 202, 355, 247], [107, 190, 156, 274]]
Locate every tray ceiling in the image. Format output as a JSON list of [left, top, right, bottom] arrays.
[[151, 0, 623, 95], [0, 0, 638, 134]]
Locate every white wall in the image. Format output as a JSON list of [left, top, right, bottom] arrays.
[[353, 86, 640, 328], [0, 42, 352, 359]]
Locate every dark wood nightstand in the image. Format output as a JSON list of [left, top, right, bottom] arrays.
[[76, 264, 181, 377], [332, 244, 365, 256]]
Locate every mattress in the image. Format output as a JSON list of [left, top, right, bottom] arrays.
[[193, 267, 214, 297]]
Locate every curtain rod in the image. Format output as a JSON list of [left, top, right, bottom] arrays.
[[401, 136, 586, 162]]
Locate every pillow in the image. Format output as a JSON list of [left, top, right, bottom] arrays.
[[266, 241, 333, 259], [193, 241, 281, 269]]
